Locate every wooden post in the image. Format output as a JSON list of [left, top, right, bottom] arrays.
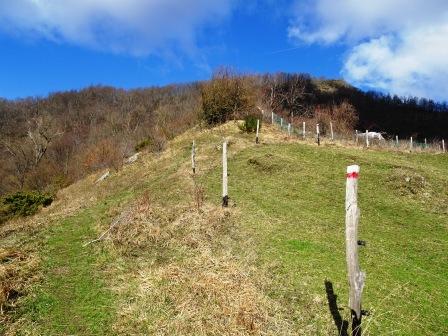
[[345, 165, 365, 336], [355, 130, 359, 145], [271, 111, 274, 124], [280, 118, 283, 128], [443, 139, 446, 153], [330, 121, 334, 141], [424, 138, 427, 149], [222, 141, 228, 207], [410, 137, 413, 151], [396, 135, 399, 147], [191, 140, 196, 174], [316, 123, 320, 146], [256, 119, 260, 144], [365, 130, 369, 148], [288, 123, 291, 137], [303, 121, 306, 140]]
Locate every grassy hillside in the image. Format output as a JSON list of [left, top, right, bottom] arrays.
[[1, 122, 447, 335]]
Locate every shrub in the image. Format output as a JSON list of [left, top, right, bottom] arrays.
[[0, 191, 53, 224], [201, 68, 255, 126], [239, 115, 261, 133], [135, 138, 152, 152]]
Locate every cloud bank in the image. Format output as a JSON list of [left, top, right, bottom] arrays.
[[289, 0, 448, 101], [0, 0, 234, 56]]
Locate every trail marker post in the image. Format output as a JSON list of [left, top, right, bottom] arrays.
[[365, 130, 369, 148], [256, 119, 260, 144], [303, 121, 306, 140], [345, 165, 365, 336], [191, 140, 196, 174], [330, 121, 334, 141], [316, 123, 320, 146], [222, 141, 228, 207]]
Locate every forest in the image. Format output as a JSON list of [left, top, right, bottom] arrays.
[[1, 71, 447, 197]]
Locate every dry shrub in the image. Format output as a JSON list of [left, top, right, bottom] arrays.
[[314, 101, 358, 136], [83, 139, 124, 172], [0, 248, 39, 316]]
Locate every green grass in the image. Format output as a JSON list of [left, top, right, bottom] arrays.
[[2, 124, 447, 335], [201, 143, 448, 335]]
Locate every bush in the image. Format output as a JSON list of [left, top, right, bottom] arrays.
[[239, 115, 261, 133], [0, 191, 53, 224], [201, 68, 255, 126], [135, 138, 152, 152]]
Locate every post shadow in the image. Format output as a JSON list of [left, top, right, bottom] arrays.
[[325, 280, 349, 336]]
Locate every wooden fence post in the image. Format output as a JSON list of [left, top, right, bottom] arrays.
[[271, 111, 274, 124], [191, 140, 196, 174], [222, 141, 228, 207], [288, 123, 291, 137], [395, 135, 399, 147], [443, 139, 446, 153], [316, 123, 320, 146], [410, 137, 413, 151], [303, 121, 306, 140], [365, 130, 369, 148], [256, 119, 260, 144], [345, 165, 365, 336], [280, 118, 283, 128], [355, 130, 358, 145], [330, 121, 334, 141]]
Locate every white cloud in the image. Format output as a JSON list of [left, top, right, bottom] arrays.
[[0, 0, 234, 56], [288, 0, 448, 100]]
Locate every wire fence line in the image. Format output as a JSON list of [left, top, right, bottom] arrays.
[[261, 110, 447, 153]]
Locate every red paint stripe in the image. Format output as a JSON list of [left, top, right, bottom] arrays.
[[346, 172, 359, 179]]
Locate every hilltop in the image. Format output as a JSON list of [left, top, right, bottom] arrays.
[[1, 121, 447, 335]]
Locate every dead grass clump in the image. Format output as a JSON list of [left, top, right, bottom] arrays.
[[386, 168, 428, 197], [0, 248, 39, 316], [114, 251, 291, 335]]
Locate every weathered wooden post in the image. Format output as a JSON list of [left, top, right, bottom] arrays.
[[330, 121, 334, 141], [424, 138, 427, 149], [395, 135, 399, 147], [271, 111, 274, 124], [410, 137, 413, 151], [365, 130, 369, 148], [316, 123, 320, 146], [280, 118, 283, 129], [191, 140, 196, 174], [345, 165, 365, 336], [256, 119, 260, 144], [303, 121, 306, 140], [443, 139, 446, 153], [222, 141, 228, 207], [355, 130, 359, 145], [288, 123, 291, 137]]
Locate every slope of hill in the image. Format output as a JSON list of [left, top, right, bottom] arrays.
[[1, 121, 447, 335]]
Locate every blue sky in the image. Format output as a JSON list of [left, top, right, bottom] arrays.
[[1, 1, 447, 101]]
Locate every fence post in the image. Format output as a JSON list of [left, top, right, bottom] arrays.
[[345, 165, 365, 336], [424, 138, 427, 149], [316, 123, 320, 146], [288, 123, 291, 137], [365, 130, 369, 148], [303, 121, 306, 140], [355, 130, 358, 145], [396, 135, 399, 147], [191, 140, 196, 174], [271, 111, 274, 124], [410, 137, 413, 151], [280, 118, 283, 128], [330, 121, 334, 141], [222, 141, 228, 207], [443, 139, 446, 153], [256, 119, 260, 144]]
